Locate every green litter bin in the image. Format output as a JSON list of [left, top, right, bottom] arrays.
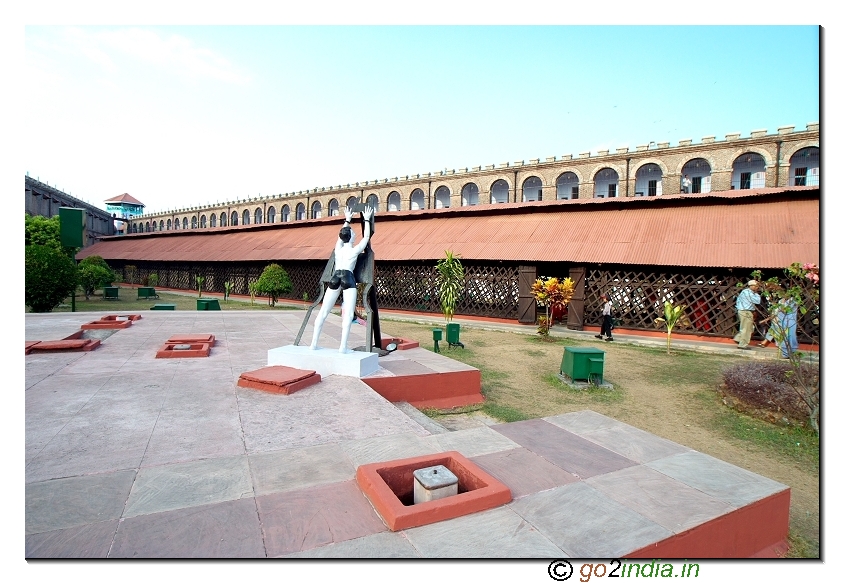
[[196, 298, 221, 311], [561, 347, 605, 383]]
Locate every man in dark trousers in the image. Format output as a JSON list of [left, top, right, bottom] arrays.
[[595, 293, 614, 341]]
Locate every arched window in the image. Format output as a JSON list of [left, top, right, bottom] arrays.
[[346, 196, 358, 208], [138, 223, 144, 233], [490, 179, 509, 204], [522, 176, 543, 202], [434, 186, 450, 209], [267, 206, 276, 223], [242, 209, 250, 225], [174, 218, 180, 230], [166, 219, 172, 230], [366, 194, 379, 211], [255, 207, 262, 224], [328, 199, 340, 216], [151, 221, 157, 232], [634, 164, 663, 196], [311, 201, 322, 219], [210, 214, 217, 228], [132, 223, 138, 233], [159, 220, 164, 231], [182, 217, 188, 230], [281, 204, 290, 222], [681, 158, 712, 194], [731, 152, 766, 189], [556, 172, 579, 200], [145, 221, 150, 232], [410, 188, 425, 210], [191, 216, 197, 229], [461, 183, 479, 206], [387, 191, 401, 211], [230, 211, 238, 226], [594, 168, 619, 198], [220, 212, 227, 227], [296, 203, 305, 220], [789, 147, 819, 186], [200, 215, 207, 228]]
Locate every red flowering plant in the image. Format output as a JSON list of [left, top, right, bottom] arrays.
[[531, 277, 575, 338]]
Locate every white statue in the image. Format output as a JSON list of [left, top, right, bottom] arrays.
[[310, 205, 374, 353]]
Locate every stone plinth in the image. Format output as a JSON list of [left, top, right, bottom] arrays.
[[268, 345, 379, 378]]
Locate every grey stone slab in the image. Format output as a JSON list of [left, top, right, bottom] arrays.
[[341, 431, 443, 467], [282, 531, 422, 558], [587, 464, 734, 533], [545, 409, 632, 434], [110, 498, 265, 558], [249, 442, 356, 496], [426, 426, 520, 458], [238, 375, 429, 454], [26, 470, 136, 535], [378, 359, 437, 375], [471, 447, 579, 499], [124, 455, 254, 518], [141, 401, 246, 467], [26, 519, 119, 558], [404, 506, 567, 558], [394, 401, 450, 435], [647, 451, 789, 507], [510, 481, 672, 557], [572, 424, 690, 464]]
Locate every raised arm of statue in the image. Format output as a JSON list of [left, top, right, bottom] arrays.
[[353, 207, 374, 255]]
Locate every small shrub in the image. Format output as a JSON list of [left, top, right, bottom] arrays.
[[720, 361, 817, 427], [26, 245, 80, 312], [253, 264, 292, 306], [148, 273, 159, 287], [78, 255, 115, 299]]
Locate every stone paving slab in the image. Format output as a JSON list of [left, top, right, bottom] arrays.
[[248, 442, 356, 497], [647, 451, 789, 507], [25, 519, 119, 558], [510, 481, 673, 557], [492, 418, 638, 479], [424, 425, 520, 459], [283, 531, 422, 558], [587, 464, 735, 533], [403, 505, 567, 558], [471, 447, 580, 499], [340, 431, 443, 468], [256, 480, 387, 556], [110, 498, 266, 558], [123, 455, 253, 518], [26, 470, 136, 535]]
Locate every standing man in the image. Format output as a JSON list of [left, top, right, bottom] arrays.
[[594, 293, 614, 342], [681, 174, 692, 194], [310, 205, 374, 353], [733, 279, 761, 350]]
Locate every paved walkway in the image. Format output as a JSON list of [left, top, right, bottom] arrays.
[[25, 310, 790, 558]]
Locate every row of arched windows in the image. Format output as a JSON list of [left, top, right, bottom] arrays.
[[131, 147, 818, 233]]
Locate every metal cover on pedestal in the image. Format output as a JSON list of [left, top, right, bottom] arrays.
[[413, 465, 458, 490]]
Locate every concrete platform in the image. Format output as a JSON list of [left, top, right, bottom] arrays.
[[268, 344, 379, 378], [24, 310, 791, 559]]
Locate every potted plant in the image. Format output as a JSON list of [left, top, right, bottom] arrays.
[[435, 250, 465, 348]]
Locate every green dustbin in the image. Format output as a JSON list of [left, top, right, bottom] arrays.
[[561, 347, 605, 382]]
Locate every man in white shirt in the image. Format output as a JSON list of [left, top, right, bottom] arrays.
[[733, 279, 761, 350]]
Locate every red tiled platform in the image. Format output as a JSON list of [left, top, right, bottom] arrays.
[[237, 365, 321, 395], [361, 348, 483, 409], [81, 314, 142, 330], [166, 334, 216, 346], [155, 343, 211, 358], [26, 338, 101, 353], [356, 451, 511, 531]]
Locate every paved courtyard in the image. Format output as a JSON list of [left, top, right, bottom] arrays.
[[25, 310, 789, 559]]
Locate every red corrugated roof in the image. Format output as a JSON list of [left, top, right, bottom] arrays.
[[79, 187, 819, 269], [104, 193, 145, 206]]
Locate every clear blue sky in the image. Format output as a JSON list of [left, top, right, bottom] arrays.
[[24, 21, 819, 214]]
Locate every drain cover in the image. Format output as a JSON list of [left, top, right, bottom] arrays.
[[173, 344, 192, 350]]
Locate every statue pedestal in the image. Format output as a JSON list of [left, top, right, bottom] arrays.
[[267, 345, 379, 379]]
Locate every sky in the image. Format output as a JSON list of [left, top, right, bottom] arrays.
[[22, 18, 820, 215]]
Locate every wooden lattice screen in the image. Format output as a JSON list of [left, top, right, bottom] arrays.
[[583, 267, 818, 344], [116, 260, 816, 343]]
